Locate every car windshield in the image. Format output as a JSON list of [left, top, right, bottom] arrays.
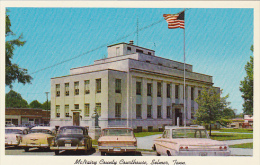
[[103, 129, 132, 136], [172, 129, 208, 138], [5, 129, 23, 134], [59, 128, 83, 134], [30, 129, 52, 134]]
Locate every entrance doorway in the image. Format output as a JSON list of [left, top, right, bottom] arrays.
[[175, 109, 182, 126], [73, 112, 80, 126]]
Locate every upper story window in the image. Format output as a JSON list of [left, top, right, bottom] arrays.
[[175, 85, 179, 99], [147, 83, 152, 96], [158, 63, 163, 66], [167, 84, 171, 98], [136, 104, 142, 119], [148, 52, 152, 55], [146, 60, 151, 63], [147, 105, 152, 118], [115, 79, 121, 93], [136, 49, 143, 53], [136, 82, 142, 95], [157, 82, 162, 97], [191, 87, 194, 100], [127, 47, 131, 54], [96, 103, 101, 116], [74, 104, 79, 110], [56, 84, 60, 97], [85, 103, 90, 117], [65, 83, 69, 96], [85, 80, 90, 94], [157, 106, 162, 118], [96, 79, 101, 93], [167, 106, 171, 118], [74, 82, 79, 95]]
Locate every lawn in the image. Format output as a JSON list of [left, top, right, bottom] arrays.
[[209, 133, 253, 141], [134, 132, 162, 137], [229, 143, 253, 149], [218, 128, 253, 133]]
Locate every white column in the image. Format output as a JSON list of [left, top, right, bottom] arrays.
[[162, 81, 167, 119], [142, 78, 147, 119], [187, 86, 191, 121], [179, 84, 184, 104], [152, 80, 157, 119], [171, 83, 175, 104], [132, 77, 136, 119]]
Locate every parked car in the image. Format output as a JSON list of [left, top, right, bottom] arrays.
[[153, 125, 231, 156], [98, 127, 137, 155], [50, 126, 92, 155], [5, 127, 29, 147], [18, 126, 56, 152]]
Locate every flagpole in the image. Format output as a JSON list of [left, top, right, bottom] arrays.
[[183, 8, 186, 127]]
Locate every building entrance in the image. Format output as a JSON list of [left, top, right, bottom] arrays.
[[73, 112, 80, 126], [175, 109, 182, 126]]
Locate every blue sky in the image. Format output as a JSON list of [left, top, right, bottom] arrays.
[[6, 8, 253, 114]]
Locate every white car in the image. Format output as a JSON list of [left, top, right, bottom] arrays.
[[153, 125, 231, 156], [5, 127, 29, 147]]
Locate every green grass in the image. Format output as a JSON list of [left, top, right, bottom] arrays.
[[134, 132, 162, 137], [209, 133, 253, 141], [136, 149, 154, 152], [229, 143, 253, 149], [218, 128, 253, 133]]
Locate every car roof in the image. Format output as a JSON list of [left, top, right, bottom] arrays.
[[60, 126, 85, 129], [102, 127, 133, 130], [5, 127, 28, 130], [164, 125, 205, 130], [31, 126, 55, 130]]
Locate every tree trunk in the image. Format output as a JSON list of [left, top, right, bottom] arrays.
[[210, 124, 212, 136]]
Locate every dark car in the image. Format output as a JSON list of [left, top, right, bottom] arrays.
[[50, 126, 92, 155]]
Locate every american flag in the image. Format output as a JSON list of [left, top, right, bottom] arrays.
[[163, 11, 185, 29]]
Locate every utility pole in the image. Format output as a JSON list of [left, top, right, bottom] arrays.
[[45, 92, 50, 124]]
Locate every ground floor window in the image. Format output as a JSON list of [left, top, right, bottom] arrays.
[[136, 104, 142, 119], [157, 106, 162, 118], [147, 105, 152, 118], [115, 103, 121, 118], [96, 103, 101, 116]]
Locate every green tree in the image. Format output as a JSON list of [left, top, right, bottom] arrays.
[[6, 10, 32, 88], [194, 87, 234, 136], [6, 90, 29, 108], [29, 100, 42, 108], [42, 100, 51, 110], [239, 45, 253, 115]]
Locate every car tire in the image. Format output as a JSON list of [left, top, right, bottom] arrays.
[[24, 148, 29, 152], [101, 152, 106, 156], [55, 150, 59, 155], [167, 151, 171, 156], [156, 152, 161, 156]]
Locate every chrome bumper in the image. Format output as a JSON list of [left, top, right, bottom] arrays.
[[98, 146, 137, 153], [178, 150, 231, 156], [19, 143, 49, 148], [50, 146, 86, 150]]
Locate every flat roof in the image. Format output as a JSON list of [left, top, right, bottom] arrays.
[[107, 42, 155, 52]]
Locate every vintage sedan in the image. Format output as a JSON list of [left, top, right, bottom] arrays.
[[5, 127, 29, 147], [98, 127, 137, 155], [18, 126, 56, 152], [50, 126, 92, 155], [153, 126, 231, 156]]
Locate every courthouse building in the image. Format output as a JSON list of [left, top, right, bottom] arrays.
[[50, 41, 217, 131]]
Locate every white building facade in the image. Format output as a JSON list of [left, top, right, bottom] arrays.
[[50, 41, 216, 131]]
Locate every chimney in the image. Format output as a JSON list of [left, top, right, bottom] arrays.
[[129, 40, 134, 45]]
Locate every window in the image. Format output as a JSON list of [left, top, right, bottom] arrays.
[[136, 82, 141, 95], [85, 80, 90, 94], [74, 104, 79, 110], [191, 87, 194, 100], [174, 67, 178, 69], [198, 90, 201, 97], [191, 107, 195, 119], [65, 83, 69, 96], [85, 104, 90, 117], [136, 104, 142, 119], [167, 84, 171, 98], [127, 47, 131, 51], [157, 106, 162, 118], [148, 52, 151, 55], [147, 83, 152, 96], [175, 85, 179, 99], [157, 82, 162, 97], [158, 63, 163, 66], [115, 103, 121, 118], [65, 105, 69, 117], [96, 79, 101, 93], [127, 47, 131, 54], [147, 105, 152, 118], [136, 49, 143, 53], [96, 103, 101, 116], [56, 84, 60, 97], [74, 82, 79, 95], [167, 106, 171, 118], [115, 79, 121, 93], [56, 105, 60, 118], [146, 60, 151, 63]]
